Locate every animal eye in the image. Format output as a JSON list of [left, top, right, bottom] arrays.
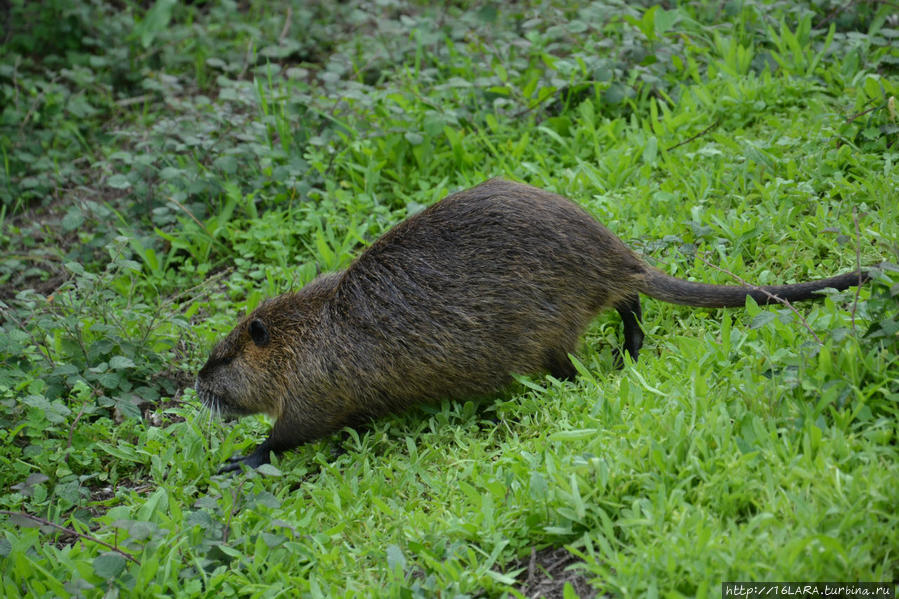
[[249, 318, 270, 347]]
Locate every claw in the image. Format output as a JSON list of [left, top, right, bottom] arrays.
[[216, 445, 272, 474], [217, 458, 247, 475]]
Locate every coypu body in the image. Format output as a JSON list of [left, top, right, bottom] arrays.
[[196, 178, 868, 472]]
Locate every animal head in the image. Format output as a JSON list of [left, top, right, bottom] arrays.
[[195, 298, 298, 420], [195, 274, 341, 420]]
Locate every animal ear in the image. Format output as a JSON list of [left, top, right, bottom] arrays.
[[249, 319, 270, 347]]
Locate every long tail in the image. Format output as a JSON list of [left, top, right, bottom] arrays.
[[642, 267, 869, 308]]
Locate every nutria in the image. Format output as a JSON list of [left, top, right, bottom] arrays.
[[196, 178, 869, 472]]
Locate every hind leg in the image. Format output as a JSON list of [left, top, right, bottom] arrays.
[[545, 348, 578, 381], [615, 295, 644, 363]]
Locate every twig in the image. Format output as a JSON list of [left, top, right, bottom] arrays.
[[511, 86, 558, 119], [1, 252, 63, 263], [166, 195, 211, 235], [546, 551, 575, 572], [813, 0, 858, 29], [665, 120, 719, 152], [222, 478, 247, 545], [844, 101, 882, 125], [695, 254, 823, 345], [160, 267, 233, 308], [67, 401, 87, 451], [0, 510, 140, 565], [279, 6, 293, 42], [238, 38, 254, 80], [816, 0, 899, 29], [527, 547, 537, 586], [115, 94, 153, 107], [851, 209, 862, 334], [18, 73, 62, 137]]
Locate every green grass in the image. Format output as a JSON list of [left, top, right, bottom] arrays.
[[1, 0, 898, 597]]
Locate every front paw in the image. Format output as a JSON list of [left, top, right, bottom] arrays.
[[217, 449, 270, 474]]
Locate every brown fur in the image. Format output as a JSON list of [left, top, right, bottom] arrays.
[[196, 178, 868, 471]]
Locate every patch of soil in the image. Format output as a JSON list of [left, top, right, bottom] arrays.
[[513, 546, 602, 599], [86, 477, 155, 509]]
